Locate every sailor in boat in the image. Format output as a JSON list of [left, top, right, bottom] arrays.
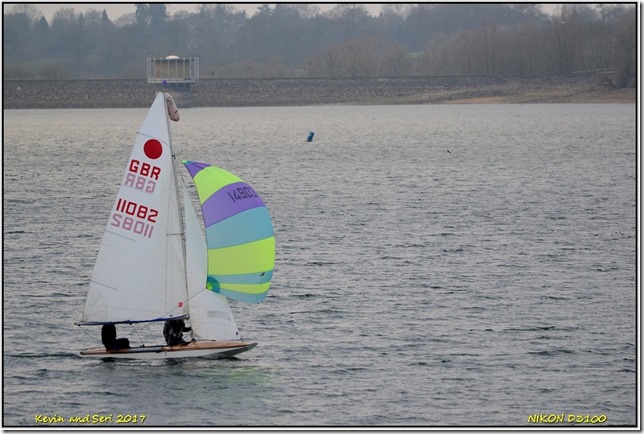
[[101, 324, 130, 350], [163, 319, 192, 346]]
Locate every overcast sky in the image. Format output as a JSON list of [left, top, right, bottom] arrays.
[[28, 3, 386, 21], [23, 3, 560, 21]]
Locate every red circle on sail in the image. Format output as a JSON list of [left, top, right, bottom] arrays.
[[144, 139, 163, 160]]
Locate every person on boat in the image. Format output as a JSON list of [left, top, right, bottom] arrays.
[[163, 319, 191, 346], [101, 324, 130, 350]]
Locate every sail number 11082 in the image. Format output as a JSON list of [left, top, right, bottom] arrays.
[[110, 198, 158, 239]]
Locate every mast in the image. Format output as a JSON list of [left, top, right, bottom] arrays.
[[163, 92, 191, 318]]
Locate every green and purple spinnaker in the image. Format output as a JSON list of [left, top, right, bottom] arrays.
[[183, 160, 275, 303]]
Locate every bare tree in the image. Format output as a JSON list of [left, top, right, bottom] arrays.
[[8, 4, 42, 23], [2, 3, 637, 81]]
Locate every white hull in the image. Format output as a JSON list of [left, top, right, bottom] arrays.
[[80, 340, 256, 360]]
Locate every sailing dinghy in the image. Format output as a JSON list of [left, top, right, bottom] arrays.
[[76, 92, 275, 359]]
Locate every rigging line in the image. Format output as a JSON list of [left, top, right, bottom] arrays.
[[77, 324, 96, 343], [137, 130, 169, 146], [137, 321, 163, 346], [173, 285, 216, 309], [128, 323, 147, 347]]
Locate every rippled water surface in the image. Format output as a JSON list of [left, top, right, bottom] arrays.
[[3, 103, 637, 427]]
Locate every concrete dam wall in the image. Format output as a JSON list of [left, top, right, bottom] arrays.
[[3, 75, 619, 109]]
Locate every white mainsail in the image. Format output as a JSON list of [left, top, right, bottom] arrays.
[[81, 93, 188, 324]]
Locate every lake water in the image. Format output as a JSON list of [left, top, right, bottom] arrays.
[[3, 103, 637, 427]]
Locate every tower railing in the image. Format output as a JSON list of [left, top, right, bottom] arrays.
[[147, 57, 199, 85]]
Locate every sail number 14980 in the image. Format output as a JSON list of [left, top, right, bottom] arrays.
[[228, 186, 258, 203]]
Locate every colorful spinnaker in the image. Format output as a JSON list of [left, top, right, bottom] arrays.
[[183, 161, 275, 303]]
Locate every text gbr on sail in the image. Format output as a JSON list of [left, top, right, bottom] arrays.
[[126, 159, 161, 194]]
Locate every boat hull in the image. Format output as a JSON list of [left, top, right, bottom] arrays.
[[80, 340, 256, 360]]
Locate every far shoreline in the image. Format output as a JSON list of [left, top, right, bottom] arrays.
[[3, 75, 636, 109]]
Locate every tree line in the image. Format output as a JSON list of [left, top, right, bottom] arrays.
[[3, 3, 636, 86]]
